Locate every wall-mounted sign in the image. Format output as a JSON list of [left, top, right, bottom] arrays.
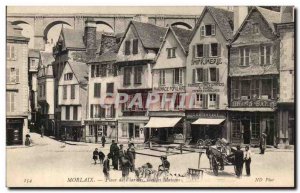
[[192, 58, 222, 65], [231, 100, 277, 108], [188, 82, 225, 93], [153, 86, 185, 92], [186, 110, 226, 119]]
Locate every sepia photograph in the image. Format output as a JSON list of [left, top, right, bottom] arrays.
[[5, 4, 295, 188]]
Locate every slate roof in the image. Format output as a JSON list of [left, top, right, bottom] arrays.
[[28, 49, 40, 58], [62, 28, 85, 49], [39, 51, 55, 68], [68, 61, 89, 84], [256, 7, 281, 31], [7, 21, 29, 41], [171, 26, 193, 52], [131, 21, 168, 49], [229, 64, 279, 77]]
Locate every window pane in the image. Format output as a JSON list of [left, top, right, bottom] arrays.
[[133, 39, 138, 54], [196, 68, 203, 82], [211, 43, 218, 57], [205, 25, 212, 36], [261, 79, 272, 98], [266, 46, 271, 64], [241, 80, 251, 97], [197, 44, 203, 57], [210, 68, 216, 81]]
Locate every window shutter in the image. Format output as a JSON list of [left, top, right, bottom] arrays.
[[200, 26, 205, 37], [172, 69, 175, 84], [11, 46, 15, 60], [125, 40, 131, 55], [203, 68, 208, 82], [203, 94, 208, 109], [16, 69, 19, 83], [90, 105, 93, 118], [216, 94, 220, 109], [192, 45, 195, 58], [204, 44, 209, 57], [6, 68, 10, 83], [211, 24, 216, 36], [217, 43, 221, 57], [11, 93, 15, 112], [133, 39, 138, 54], [216, 68, 219, 82], [192, 69, 196, 83]]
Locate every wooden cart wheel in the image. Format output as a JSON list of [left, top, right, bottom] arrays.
[[212, 157, 219, 176]]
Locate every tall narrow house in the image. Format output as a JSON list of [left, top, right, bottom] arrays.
[[6, 22, 30, 145]]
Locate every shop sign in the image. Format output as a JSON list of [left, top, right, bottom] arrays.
[[192, 58, 222, 65], [186, 111, 226, 119], [231, 99, 277, 108], [188, 82, 225, 92], [153, 85, 185, 92], [6, 119, 23, 124]]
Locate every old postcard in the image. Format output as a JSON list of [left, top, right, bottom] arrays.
[[6, 6, 295, 188]]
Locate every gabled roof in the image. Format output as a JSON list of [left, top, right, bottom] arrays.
[[29, 49, 40, 58], [121, 20, 167, 50], [190, 6, 234, 42], [39, 51, 55, 68], [62, 28, 85, 49], [68, 61, 88, 84], [231, 7, 280, 42]]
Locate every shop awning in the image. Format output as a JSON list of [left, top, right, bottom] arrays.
[[192, 118, 225, 125], [144, 117, 181, 128]]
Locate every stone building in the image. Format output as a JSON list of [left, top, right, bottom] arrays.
[[276, 22, 295, 147], [85, 34, 120, 143], [228, 7, 282, 146], [37, 52, 55, 136], [115, 20, 167, 143], [6, 22, 30, 145], [185, 7, 234, 143], [146, 26, 192, 143]]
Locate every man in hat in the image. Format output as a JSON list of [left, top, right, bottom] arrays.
[[110, 140, 119, 170], [259, 132, 267, 154], [234, 145, 244, 178]]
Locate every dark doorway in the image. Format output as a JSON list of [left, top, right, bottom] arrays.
[[242, 120, 251, 144], [160, 128, 168, 142], [129, 123, 134, 139]]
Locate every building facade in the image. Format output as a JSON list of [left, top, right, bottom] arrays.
[[37, 52, 55, 136], [228, 7, 281, 146], [146, 26, 192, 143], [276, 22, 295, 147], [58, 61, 88, 141], [6, 22, 30, 145], [116, 20, 167, 143], [85, 34, 119, 143], [185, 7, 233, 143]]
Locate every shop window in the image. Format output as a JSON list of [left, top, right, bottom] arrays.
[[71, 85, 75, 99], [125, 40, 131, 55], [240, 47, 250, 66], [135, 125, 140, 138], [73, 106, 78, 120], [260, 45, 272, 65], [173, 68, 183, 85], [66, 106, 70, 120], [159, 70, 165, 86], [261, 79, 272, 99], [232, 120, 241, 139], [88, 125, 94, 136], [63, 85, 67, 99], [167, 47, 176, 58], [134, 66, 142, 84], [124, 67, 131, 86], [132, 39, 138, 55], [251, 115, 260, 139], [241, 80, 251, 99]]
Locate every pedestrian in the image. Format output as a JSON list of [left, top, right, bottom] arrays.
[[121, 151, 132, 181], [260, 132, 267, 154], [92, 148, 99, 165], [98, 150, 105, 164], [25, 134, 31, 146], [118, 144, 125, 171], [40, 125, 45, 138], [110, 140, 119, 170], [234, 145, 244, 178], [157, 155, 170, 177], [101, 136, 106, 147], [244, 146, 251, 176], [103, 153, 111, 181], [127, 143, 136, 172]]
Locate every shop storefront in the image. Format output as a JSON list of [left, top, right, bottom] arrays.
[[85, 120, 117, 143], [228, 110, 276, 146], [117, 118, 147, 144], [6, 118, 24, 145], [186, 110, 227, 144], [277, 103, 294, 147], [60, 121, 84, 142]]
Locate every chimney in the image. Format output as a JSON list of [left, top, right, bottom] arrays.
[[280, 6, 294, 23], [84, 18, 97, 57], [133, 14, 149, 23], [233, 6, 249, 33]]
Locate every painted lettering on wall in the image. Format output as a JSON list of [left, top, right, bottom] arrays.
[[188, 82, 225, 93], [153, 86, 185, 92], [231, 100, 277, 108], [192, 58, 222, 65]]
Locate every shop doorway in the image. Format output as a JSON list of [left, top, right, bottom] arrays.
[[242, 120, 251, 144], [129, 123, 134, 139], [160, 128, 168, 142]]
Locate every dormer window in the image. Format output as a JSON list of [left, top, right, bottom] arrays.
[[167, 48, 176, 58], [64, 73, 73, 80], [252, 24, 259, 34], [200, 24, 216, 36]]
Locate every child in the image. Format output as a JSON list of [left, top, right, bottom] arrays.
[[92, 148, 99, 165], [98, 150, 105, 164], [103, 153, 111, 181]]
